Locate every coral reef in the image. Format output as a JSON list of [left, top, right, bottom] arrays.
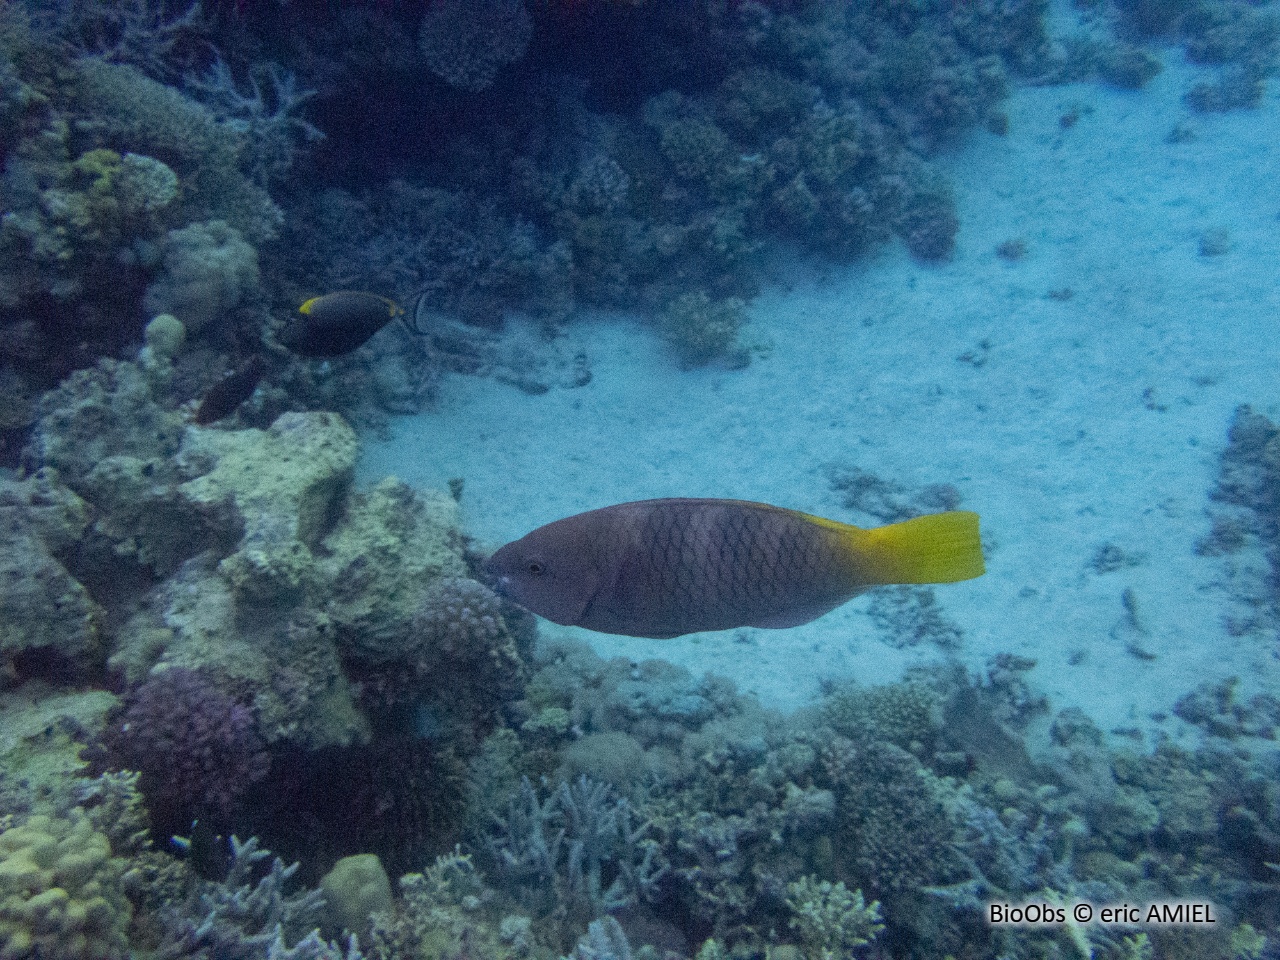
[[142, 220, 261, 335], [318, 854, 392, 944], [658, 293, 748, 369], [154, 834, 337, 960], [12, 344, 527, 870], [784, 875, 882, 960], [565, 916, 633, 960], [1173, 676, 1280, 739], [72, 58, 284, 242], [820, 681, 941, 756], [177, 410, 357, 605], [825, 739, 965, 899], [369, 848, 547, 960], [865, 586, 964, 650], [487, 775, 666, 933], [1200, 405, 1280, 638], [24, 357, 195, 581], [0, 809, 131, 960], [418, 0, 532, 93], [0, 470, 99, 667], [100, 665, 270, 824]]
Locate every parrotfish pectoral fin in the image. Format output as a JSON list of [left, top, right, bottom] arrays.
[[856, 510, 985, 585]]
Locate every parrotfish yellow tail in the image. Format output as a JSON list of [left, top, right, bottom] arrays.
[[822, 509, 985, 586], [486, 498, 985, 639]]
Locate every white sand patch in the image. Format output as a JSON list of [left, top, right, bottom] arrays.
[[359, 58, 1280, 741]]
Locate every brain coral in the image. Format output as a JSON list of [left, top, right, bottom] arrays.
[[0, 810, 131, 960]]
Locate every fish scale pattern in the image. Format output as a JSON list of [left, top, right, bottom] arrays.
[[635, 502, 852, 631]]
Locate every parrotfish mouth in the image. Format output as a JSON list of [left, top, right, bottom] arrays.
[[482, 557, 511, 597]]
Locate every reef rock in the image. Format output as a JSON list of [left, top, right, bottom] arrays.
[[0, 470, 100, 664], [318, 477, 468, 662], [177, 411, 357, 605]]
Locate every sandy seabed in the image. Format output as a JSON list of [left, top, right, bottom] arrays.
[[360, 56, 1280, 744]]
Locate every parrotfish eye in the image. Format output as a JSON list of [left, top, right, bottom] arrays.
[[527, 560, 545, 575]]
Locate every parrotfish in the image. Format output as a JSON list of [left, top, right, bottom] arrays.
[[486, 498, 984, 639], [193, 356, 265, 425]]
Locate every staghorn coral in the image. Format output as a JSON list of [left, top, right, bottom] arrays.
[[488, 775, 667, 931], [29, 0, 202, 78], [73, 771, 151, 859], [184, 59, 321, 188], [565, 916, 633, 960], [155, 835, 336, 960], [0, 808, 132, 960], [784, 875, 882, 960], [1173, 676, 1280, 740]]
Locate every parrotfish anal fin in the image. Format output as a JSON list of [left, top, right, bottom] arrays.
[[854, 510, 985, 585]]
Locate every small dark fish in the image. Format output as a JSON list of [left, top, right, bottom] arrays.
[[284, 291, 404, 358], [486, 498, 984, 639], [194, 356, 265, 425], [172, 819, 233, 880]]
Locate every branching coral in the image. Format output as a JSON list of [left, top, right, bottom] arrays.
[[30, 0, 202, 78], [155, 835, 337, 960], [102, 666, 270, 823], [487, 776, 667, 929], [565, 916, 634, 960], [784, 875, 882, 960], [185, 59, 322, 187]]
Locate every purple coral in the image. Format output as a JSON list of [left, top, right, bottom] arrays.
[[105, 666, 269, 822], [413, 576, 509, 660]]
